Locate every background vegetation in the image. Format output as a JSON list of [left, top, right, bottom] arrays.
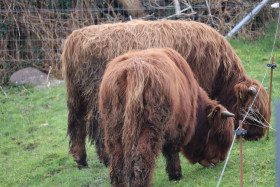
[[0, 20, 279, 186], [0, 0, 278, 84]]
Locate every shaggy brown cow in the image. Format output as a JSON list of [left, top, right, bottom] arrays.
[[99, 48, 234, 186], [61, 20, 270, 167]]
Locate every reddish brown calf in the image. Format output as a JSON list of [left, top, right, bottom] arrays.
[[99, 48, 234, 186]]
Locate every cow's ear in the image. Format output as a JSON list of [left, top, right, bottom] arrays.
[[234, 82, 257, 99], [234, 83, 248, 100], [208, 106, 234, 120], [207, 106, 220, 119]]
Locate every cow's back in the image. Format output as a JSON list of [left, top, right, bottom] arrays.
[[63, 20, 246, 97]]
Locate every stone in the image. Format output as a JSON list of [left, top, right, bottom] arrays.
[[10, 67, 52, 86]]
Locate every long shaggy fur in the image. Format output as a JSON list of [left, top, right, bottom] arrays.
[[99, 48, 234, 186], [61, 19, 269, 167]]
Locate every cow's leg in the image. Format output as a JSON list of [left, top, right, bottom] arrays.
[[66, 84, 88, 168], [95, 120, 109, 167], [129, 127, 161, 187], [84, 62, 110, 166], [162, 142, 182, 181], [108, 141, 125, 187], [95, 111, 110, 167], [86, 106, 109, 167], [105, 122, 126, 187]]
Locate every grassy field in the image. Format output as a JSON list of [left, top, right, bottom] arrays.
[[0, 22, 279, 187]]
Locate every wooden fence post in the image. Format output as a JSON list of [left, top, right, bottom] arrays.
[[267, 57, 274, 139]]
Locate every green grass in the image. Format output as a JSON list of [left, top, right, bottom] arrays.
[[0, 21, 279, 186]]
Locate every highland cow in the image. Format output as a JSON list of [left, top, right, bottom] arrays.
[[99, 48, 234, 186], [61, 20, 270, 168]]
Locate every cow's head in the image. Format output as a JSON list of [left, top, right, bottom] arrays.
[[182, 102, 234, 167], [233, 79, 270, 140]]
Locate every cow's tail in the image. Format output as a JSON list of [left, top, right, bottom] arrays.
[[122, 61, 147, 178], [121, 59, 170, 185]]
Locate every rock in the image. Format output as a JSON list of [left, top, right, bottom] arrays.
[[10, 67, 52, 86]]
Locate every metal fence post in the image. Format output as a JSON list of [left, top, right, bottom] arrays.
[[225, 0, 271, 38]]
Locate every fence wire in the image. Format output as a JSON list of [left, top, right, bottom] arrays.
[[0, 0, 278, 84], [217, 7, 280, 187]]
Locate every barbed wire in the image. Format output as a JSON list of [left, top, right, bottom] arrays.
[[216, 7, 280, 187]]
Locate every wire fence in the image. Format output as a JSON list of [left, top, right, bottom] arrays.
[[0, 0, 278, 84], [217, 7, 280, 186]]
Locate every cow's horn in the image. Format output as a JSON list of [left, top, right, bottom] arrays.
[[248, 86, 257, 96], [221, 110, 235, 118]]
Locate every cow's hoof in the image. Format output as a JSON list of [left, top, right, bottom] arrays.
[[169, 173, 183, 181], [244, 136, 260, 141], [76, 159, 89, 169], [209, 163, 216, 168], [199, 160, 210, 167], [199, 161, 217, 168], [100, 157, 110, 167]]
